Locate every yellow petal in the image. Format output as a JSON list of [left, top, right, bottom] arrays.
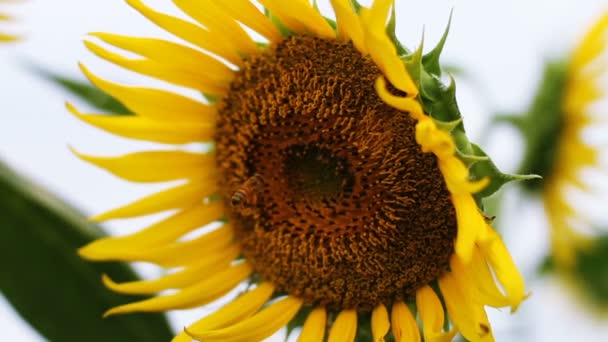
[[564, 76, 603, 114], [117, 224, 235, 267], [104, 262, 252, 316], [90, 32, 233, 81], [416, 286, 457, 342], [67, 103, 214, 144], [451, 193, 488, 263], [328, 309, 357, 342], [78, 205, 227, 261], [372, 304, 390, 341], [0, 34, 17, 41], [375, 77, 425, 119], [102, 245, 239, 294], [439, 157, 489, 194], [415, 117, 455, 160], [185, 296, 303, 342], [571, 13, 608, 70], [453, 249, 510, 308], [478, 227, 527, 312], [364, 0, 393, 29], [125, 0, 243, 65], [218, 0, 282, 43], [91, 179, 217, 221], [360, 0, 418, 96], [79, 64, 217, 122], [391, 301, 421, 342], [81, 221, 232, 267], [438, 273, 494, 342], [173, 283, 275, 342], [298, 307, 327, 342], [258, 0, 335, 38], [84, 40, 230, 94], [72, 149, 213, 183], [172, 0, 258, 55], [330, 0, 367, 53]]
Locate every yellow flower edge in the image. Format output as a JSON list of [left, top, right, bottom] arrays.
[[0, 0, 21, 42], [545, 13, 608, 266]]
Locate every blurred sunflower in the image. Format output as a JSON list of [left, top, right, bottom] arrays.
[[73, 0, 527, 341], [510, 14, 608, 308], [0, 0, 20, 42]]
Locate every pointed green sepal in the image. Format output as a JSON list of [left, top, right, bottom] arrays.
[[402, 33, 424, 90], [456, 149, 490, 167], [468, 143, 541, 200], [422, 10, 453, 77], [421, 74, 460, 123], [433, 117, 462, 132], [386, 5, 408, 55]]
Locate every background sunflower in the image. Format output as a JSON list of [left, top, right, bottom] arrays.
[[0, 0, 22, 42], [1, 0, 608, 341]]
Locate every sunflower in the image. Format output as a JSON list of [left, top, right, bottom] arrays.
[[0, 0, 20, 42], [73, 0, 527, 341], [512, 14, 608, 308]]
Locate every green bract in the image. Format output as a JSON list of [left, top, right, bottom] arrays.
[[393, 16, 539, 204]]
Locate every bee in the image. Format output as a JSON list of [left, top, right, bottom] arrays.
[[231, 173, 265, 215]]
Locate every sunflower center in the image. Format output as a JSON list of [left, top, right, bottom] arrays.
[[283, 145, 354, 203], [215, 36, 457, 311]]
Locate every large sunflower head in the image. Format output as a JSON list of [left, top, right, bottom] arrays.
[[512, 13, 608, 309], [0, 0, 20, 42], [74, 0, 527, 340]]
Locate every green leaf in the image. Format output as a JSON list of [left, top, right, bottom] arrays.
[[0, 160, 173, 342], [31, 66, 131, 114], [468, 143, 541, 200]]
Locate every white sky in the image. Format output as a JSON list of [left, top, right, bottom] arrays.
[[1, 0, 608, 341]]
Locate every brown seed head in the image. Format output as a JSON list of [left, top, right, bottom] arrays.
[[215, 36, 457, 311]]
